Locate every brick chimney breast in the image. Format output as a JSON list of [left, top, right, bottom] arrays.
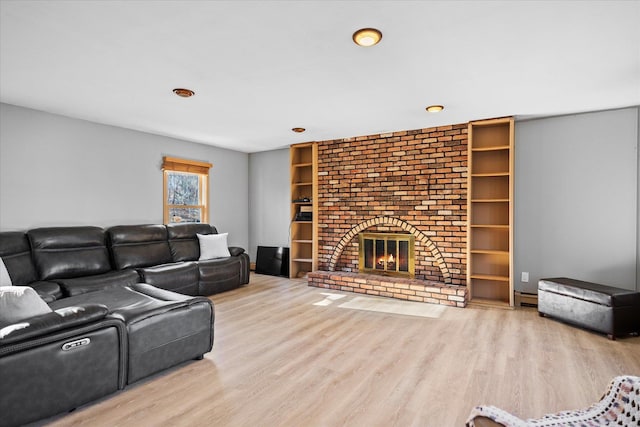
[[316, 124, 468, 286]]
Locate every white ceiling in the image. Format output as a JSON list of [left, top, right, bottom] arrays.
[[1, 1, 639, 153]]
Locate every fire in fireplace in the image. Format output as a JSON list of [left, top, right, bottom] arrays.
[[358, 232, 415, 277]]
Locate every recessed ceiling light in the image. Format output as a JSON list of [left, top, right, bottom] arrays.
[[292, 127, 306, 133], [173, 88, 195, 98], [352, 28, 382, 47], [426, 105, 444, 113]]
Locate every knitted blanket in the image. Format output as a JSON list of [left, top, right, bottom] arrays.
[[466, 376, 640, 427]]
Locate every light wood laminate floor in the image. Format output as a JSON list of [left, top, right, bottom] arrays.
[[45, 274, 640, 427]]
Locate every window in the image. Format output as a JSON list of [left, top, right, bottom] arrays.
[[162, 156, 212, 224]]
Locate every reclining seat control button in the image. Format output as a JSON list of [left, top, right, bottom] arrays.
[[62, 338, 91, 351]]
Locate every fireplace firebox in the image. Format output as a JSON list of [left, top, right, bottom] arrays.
[[358, 232, 415, 278]]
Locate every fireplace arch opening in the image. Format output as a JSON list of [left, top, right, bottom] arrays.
[[326, 216, 452, 284]]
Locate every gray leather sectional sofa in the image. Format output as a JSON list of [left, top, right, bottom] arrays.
[[0, 223, 249, 427]]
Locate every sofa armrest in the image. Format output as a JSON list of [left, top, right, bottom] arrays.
[[57, 269, 140, 297], [131, 282, 212, 306], [228, 246, 245, 256], [29, 281, 64, 302], [0, 304, 109, 345], [237, 252, 250, 284], [137, 262, 199, 295]]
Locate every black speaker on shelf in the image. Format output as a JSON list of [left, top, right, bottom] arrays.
[[256, 246, 290, 277]]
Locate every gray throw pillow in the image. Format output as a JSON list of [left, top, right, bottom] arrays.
[[0, 286, 52, 327]]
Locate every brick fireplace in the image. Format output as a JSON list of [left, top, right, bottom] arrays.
[[308, 123, 469, 307]]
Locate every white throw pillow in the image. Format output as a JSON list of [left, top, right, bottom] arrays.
[[0, 258, 12, 286], [197, 233, 231, 260], [0, 286, 52, 327]]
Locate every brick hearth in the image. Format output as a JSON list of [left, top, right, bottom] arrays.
[[308, 271, 467, 308]]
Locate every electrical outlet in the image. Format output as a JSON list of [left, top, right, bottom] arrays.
[[521, 272, 529, 282]]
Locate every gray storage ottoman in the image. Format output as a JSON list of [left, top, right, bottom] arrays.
[[538, 277, 640, 339]]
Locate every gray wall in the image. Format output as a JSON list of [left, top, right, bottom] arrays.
[[514, 107, 639, 293], [0, 103, 249, 249], [245, 108, 640, 288], [3, 102, 637, 283], [248, 148, 290, 261]]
